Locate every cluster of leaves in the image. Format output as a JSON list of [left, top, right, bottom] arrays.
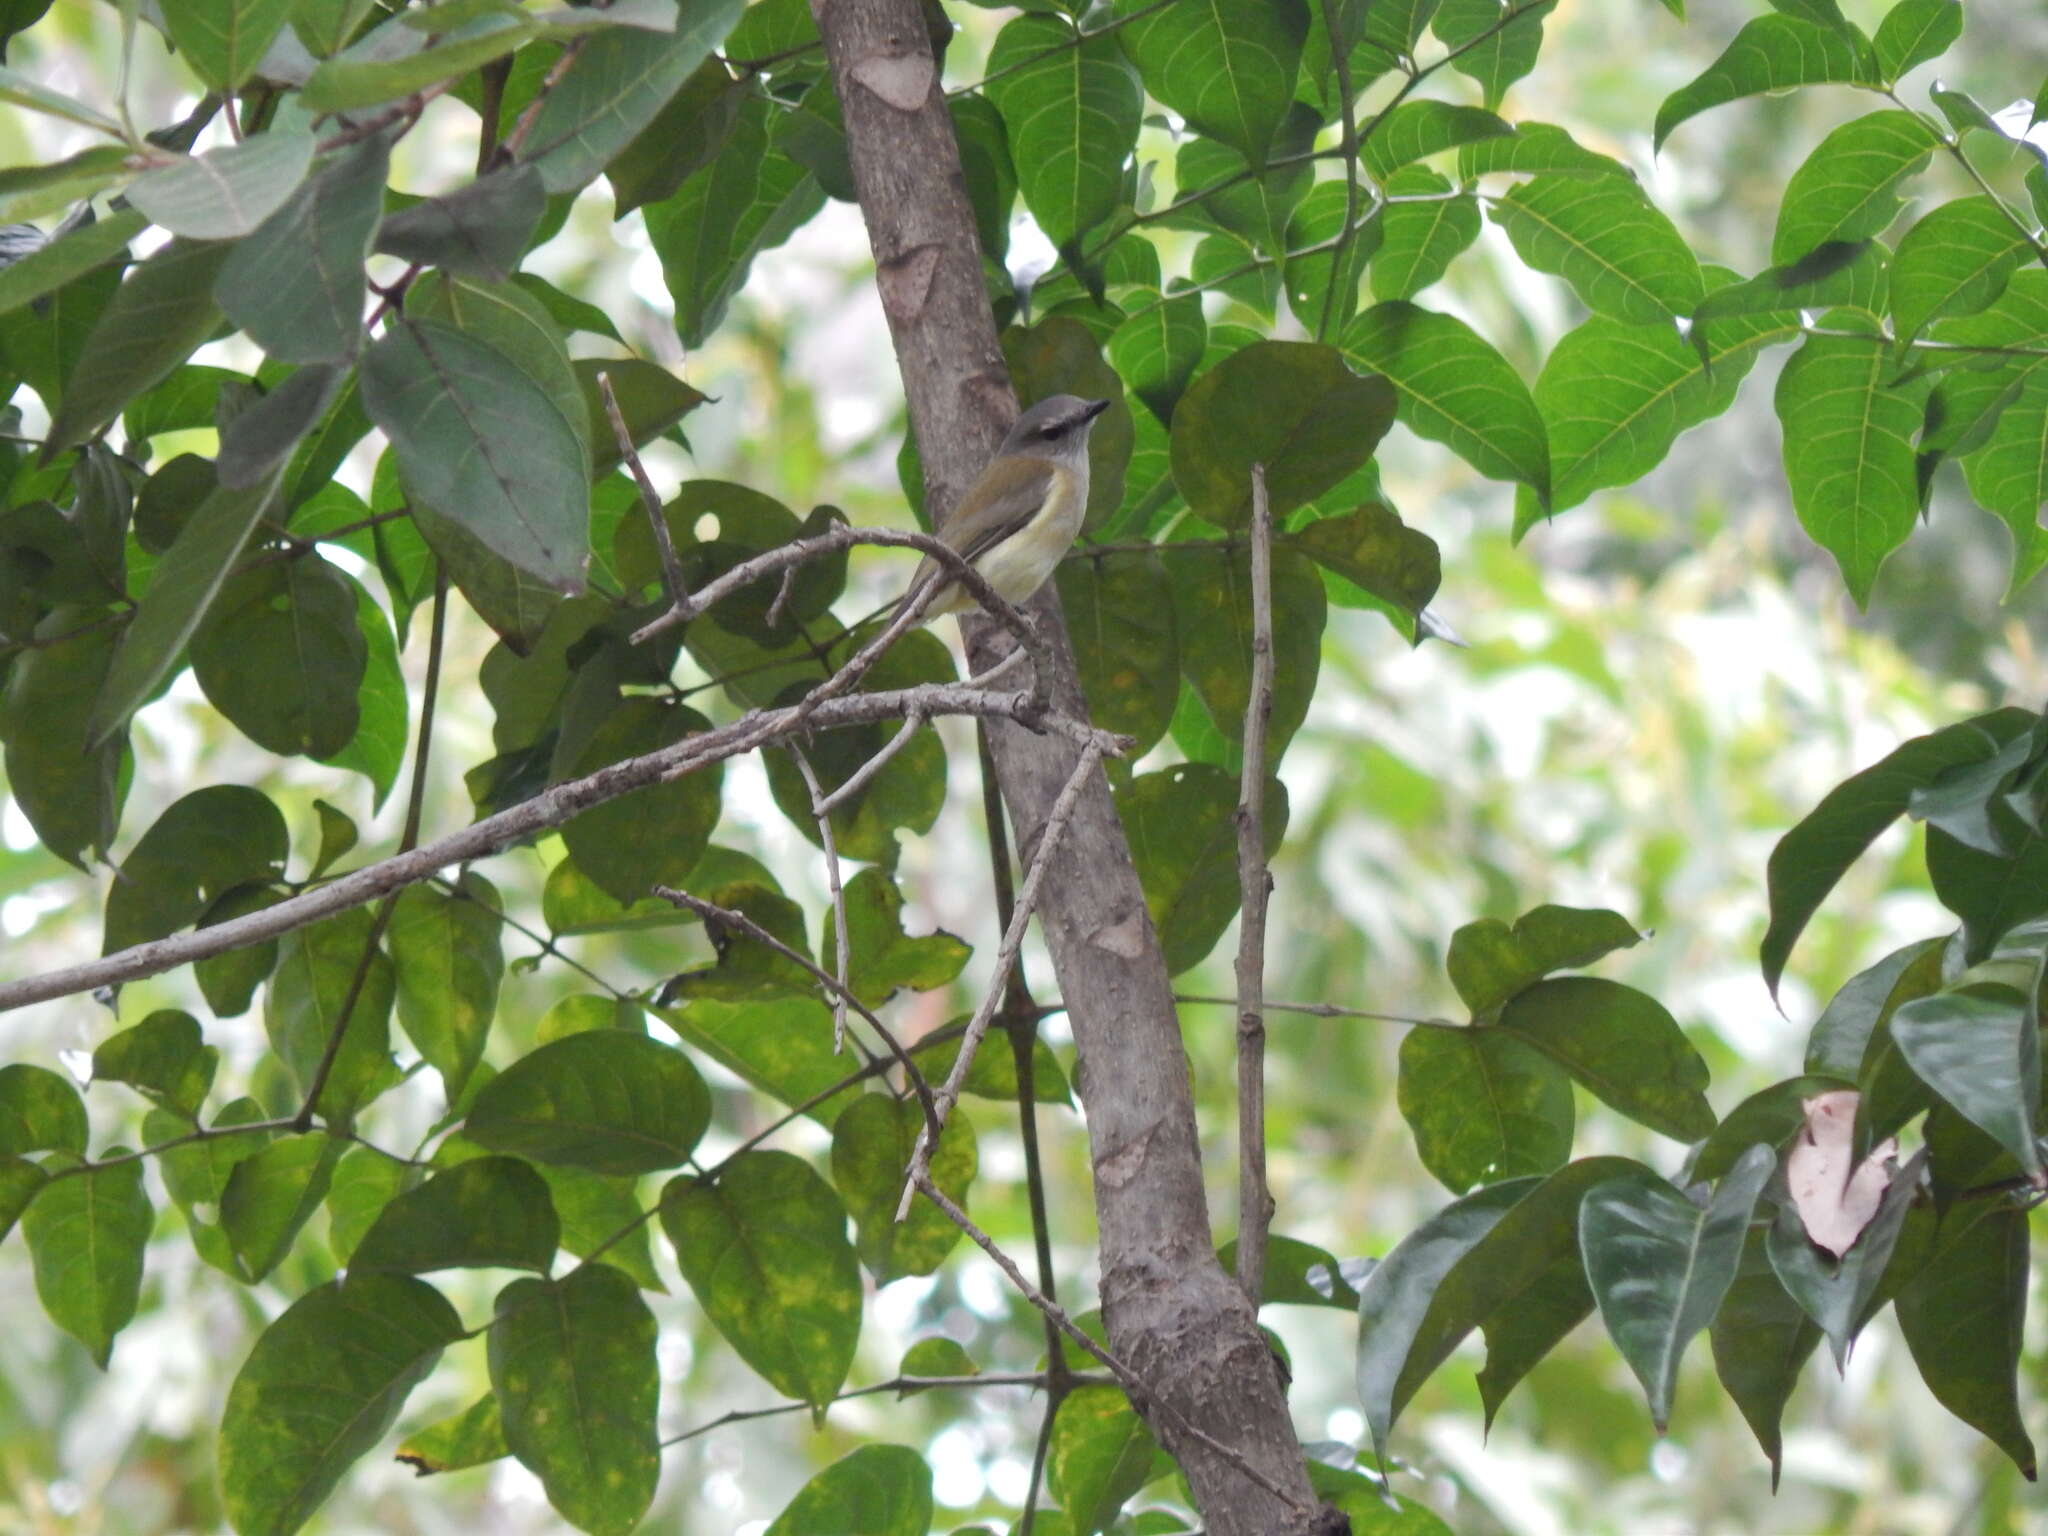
[[0, 0, 2043, 1528]]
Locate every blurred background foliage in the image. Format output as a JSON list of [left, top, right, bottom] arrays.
[[1, 0, 2045, 1532]]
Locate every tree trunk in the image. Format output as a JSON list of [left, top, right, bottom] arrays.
[[809, 3, 1329, 1529]]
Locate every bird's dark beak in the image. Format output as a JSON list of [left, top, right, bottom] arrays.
[[1081, 398, 1111, 422]]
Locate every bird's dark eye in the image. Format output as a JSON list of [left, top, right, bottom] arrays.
[[1041, 423, 1067, 440]]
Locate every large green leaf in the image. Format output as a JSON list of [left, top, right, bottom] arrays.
[[22, 1156, 151, 1367], [1360, 99, 1511, 181], [1434, 0, 1555, 108], [218, 132, 391, 364], [1048, 1385, 1157, 1535], [219, 1275, 463, 1536], [466, 1030, 710, 1175], [190, 556, 367, 758], [375, 166, 546, 281], [1117, 763, 1288, 974], [985, 16, 1142, 249], [764, 1445, 933, 1536], [1771, 110, 1936, 265], [1170, 339, 1395, 527], [361, 318, 590, 590], [821, 868, 970, 1007], [1340, 301, 1549, 502], [1, 608, 129, 866], [220, 1133, 343, 1282], [1164, 542, 1325, 766], [90, 1010, 216, 1118], [264, 907, 396, 1124], [1055, 551, 1179, 754], [1495, 977, 1714, 1140], [560, 697, 722, 904], [161, 0, 300, 89], [1398, 1027, 1572, 1193], [1711, 1228, 1822, 1484], [1764, 1149, 1922, 1366], [660, 1150, 861, 1407], [0, 1064, 87, 1156], [1492, 173, 1704, 324], [1112, 0, 1307, 165], [1369, 168, 1480, 302], [388, 874, 504, 1100], [1872, 0, 1960, 79], [0, 207, 144, 319], [1579, 1145, 1774, 1430], [1654, 14, 1875, 149], [523, 0, 745, 194], [489, 1264, 659, 1536], [1446, 904, 1642, 1016], [126, 131, 315, 239], [1106, 292, 1205, 424], [1895, 1204, 2037, 1476], [831, 1093, 975, 1281], [103, 785, 288, 953]]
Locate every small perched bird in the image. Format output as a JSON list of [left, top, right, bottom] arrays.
[[897, 393, 1110, 622]]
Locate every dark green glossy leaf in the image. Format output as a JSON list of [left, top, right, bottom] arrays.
[[661, 1150, 861, 1407], [191, 556, 367, 758], [831, 1092, 975, 1281], [354, 1155, 557, 1274], [319, 576, 407, 805], [1711, 1227, 1821, 1485], [1688, 1074, 1855, 1183], [218, 364, 348, 490], [1056, 550, 1178, 754], [1107, 292, 1204, 423], [1, 609, 128, 866], [91, 1009, 216, 1118], [376, 166, 545, 280], [22, 1155, 150, 1367], [1165, 542, 1324, 766], [1117, 763, 1288, 975], [1579, 1144, 1774, 1430], [467, 1030, 710, 1175], [389, 873, 504, 1100], [1446, 904, 1642, 1016], [1654, 14, 1874, 150], [578, 358, 708, 478], [264, 905, 396, 1125], [103, 785, 289, 953], [1398, 1026, 1572, 1193], [1497, 976, 1714, 1140], [219, 1275, 463, 1536], [1284, 501, 1439, 633], [606, 58, 748, 218], [764, 1445, 932, 1536], [985, 16, 1141, 248], [1890, 933, 2045, 1178]]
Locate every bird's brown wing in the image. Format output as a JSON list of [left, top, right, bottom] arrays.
[[905, 474, 1051, 606]]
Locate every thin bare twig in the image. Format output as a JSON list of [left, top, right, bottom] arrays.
[[1175, 993, 1461, 1028], [662, 1370, 1092, 1446], [790, 747, 854, 1051], [1233, 466, 1276, 1306], [894, 741, 1103, 1221], [498, 37, 586, 162], [765, 564, 800, 630], [912, 1174, 1312, 1514], [598, 369, 688, 610], [815, 705, 926, 816], [649, 885, 941, 1144], [0, 685, 1127, 1014]]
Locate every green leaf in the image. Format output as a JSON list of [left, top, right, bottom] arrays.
[[0, 1155, 46, 1245], [1398, 1027, 1572, 1193], [1764, 1150, 1922, 1367], [1355, 1176, 1535, 1456], [91, 1009, 216, 1118], [661, 1150, 861, 1406], [985, 15, 1142, 249], [1117, 763, 1289, 973], [1433, 0, 1554, 108], [951, 92, 1018, 260], [0, 207, 144, 318], [218, 364, 349, 490], [0, 65, 122, 135], [899, 1335, 977, 1382], [644, 92, 824, 347], [1497, 976, 1714, 1139], [190, 556, 367, 758], [23, 1156, 151, 1367], [1112, 0, 1307, 165], [561, 696, 722, 904], [103, 785, 289, 952], [540, 1164, 664, 1291], [1895, 1204, 2037, 1476], [1283, 502, 1440, 632], [606, 57, 748, 217], [87, 468, 287, 750], [1, 608, 130, 866], [523, 0, 746, 194], [218, 132, 391, 364], [354, 1156, 557, 1274], [127, 131, 316, 242], [764, 1445, 933, 1536], [301, 15, 538, 112], [1056, 550, 1178, 754], [1775, 328, 1930, 606], [1049, 1385, 1157, 1535], [654, 994, 865, 1123], [1377, 1157, 1642, 1433], [324, 1143, 409, 1264], [320, 575, 408, 805], [1107, 292, 1205, 423], [395, 1394, 508, 1475], [1220, 1231, 1363, 1309], [1654, 14, 1875, 150], [388, 873, 505, 1100], [579, 358, 709, 478], [1492, 173, 1703, 323], [466, 1030, 710, 1175], [908, 1029, 1072, 1107], [1772, 110, 1935, 266], [161, 0, 300, 89], [364, 318, 590, 589], [219, 1275, 463, 1536], [1762, 712, 2023, 995], [0, 1063, 87, 1156], [1164, 543, 1325, 765], [1362, 100, 1512, 181], [1171, 339, 1396, 528], [1459, 120, 1633, 180], [1710, 1228, 1821, 1485], [265, 906, 396, 1124], [1890, 931, 2046, 1178], [376, 165, 545, 280], [192, 886, 286, 1018], [1579, 1145, 1775, 1431], [220, 1133, 343, 1282], [1446, 905, 1643, 1015], [47, 237, 231, 453], [823, 868, 970, 1007], [1872, 0, 1960, 80], [830, 1092, 975, 1281], [1341, 301, 1549, 501], [1369, 168, 1480, 302]]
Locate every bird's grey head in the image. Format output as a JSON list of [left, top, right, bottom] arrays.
[[1000, 394, 1111, 463]]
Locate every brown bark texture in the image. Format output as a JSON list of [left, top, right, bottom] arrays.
[[808, 1, 1329, 1529]]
